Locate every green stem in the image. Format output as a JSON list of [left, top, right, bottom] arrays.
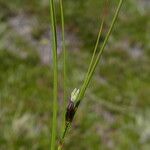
[[76, 0, 124, 107], [58, 123, 70, 150], [58, 19, 104, 150], [77, 0, 107, 109], [49, 0, 58, 150], [79, 20, 104, 103], [59, 0, 67, 133], [61, 0, 124, 141], [87, 20, 104, 76]]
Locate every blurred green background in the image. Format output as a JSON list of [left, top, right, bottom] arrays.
[[0, 0, 150, 149]]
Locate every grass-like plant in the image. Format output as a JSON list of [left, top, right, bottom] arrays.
[[49, 0, 58, 150], [59, 0, 67, 134], [49, 0, 124, 149]]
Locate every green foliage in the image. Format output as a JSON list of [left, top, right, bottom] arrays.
[[0, 50, 52, 149], [49, 0, 58, 149], [0, 0, 150, 149]]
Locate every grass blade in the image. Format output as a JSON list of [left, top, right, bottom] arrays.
[[78, 0, 107, 109], [76, 0, 124, 107], [49, 0, 58, 149], [59, 0, 67, 133], [79, 20, 104, 104], [61, 0, 124, 142]]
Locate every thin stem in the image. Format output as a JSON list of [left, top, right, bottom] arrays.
[[79, 20, 104, 103], [58, 18, 104, 150], [61, 0, 124, 141], [76, 0, 124, 107], [59, 0, 67, 133], [78, 0, 108, 109], [87, 21, 104, 76], [58, 123, 70, 150], [49, 0, 58, 150]]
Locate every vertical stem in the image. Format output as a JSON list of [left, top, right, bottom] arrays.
[[78, 0, 108, 109], [76, 0, 124, 106], [58, 0, 124, 146], [59, 0, 67, 133], [79, 20, 104, 102], [49, 0, 58, 150]]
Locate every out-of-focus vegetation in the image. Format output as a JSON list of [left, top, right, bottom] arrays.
[[0, 0, 150, 149]]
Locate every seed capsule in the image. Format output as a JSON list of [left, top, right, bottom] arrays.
[[65, 101, 75, 123]]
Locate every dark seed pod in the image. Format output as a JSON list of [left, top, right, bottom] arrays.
[[65, 101, 75, 123]]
